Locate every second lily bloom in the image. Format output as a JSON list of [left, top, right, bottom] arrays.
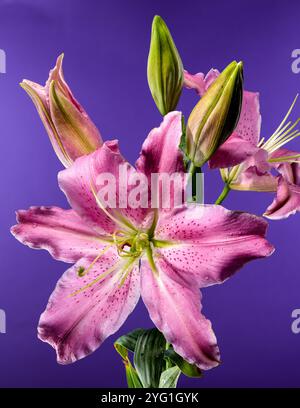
[[185, 67, 300, 219]]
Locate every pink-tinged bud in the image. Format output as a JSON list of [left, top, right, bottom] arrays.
[[21, 54, 103, 167], [186, 61, 243, 167]]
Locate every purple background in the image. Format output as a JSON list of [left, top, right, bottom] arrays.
[[0, 0, 300, 388]]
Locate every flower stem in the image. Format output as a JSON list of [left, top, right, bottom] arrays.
[[215, 184, 231, 205], [188, 162, 203, 202], [165, 342, 172, 370]]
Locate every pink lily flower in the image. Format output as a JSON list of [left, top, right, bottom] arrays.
[[21, 54, 103, 168], [185, 69, 300, 218], [11, 112, 273, 369]]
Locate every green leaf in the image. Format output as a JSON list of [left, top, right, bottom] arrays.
[[164, 348, 202, 378], [114, 340, 143, 388], [125, 361, 143, 388], [114, 328, 144, 353], [159, 366, 181, 388], [134, 328, 167, 388], [114, 343, 128, 360], [179, 114, 190, 169]]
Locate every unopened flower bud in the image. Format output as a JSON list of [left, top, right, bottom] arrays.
[[21, 54, 102, 167], [186, 61, 243, 167], [147, 15, 184, 115]]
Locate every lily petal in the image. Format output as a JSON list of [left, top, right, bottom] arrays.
[[58, 140, 149, 234], [38, 252, 140, 364], [155, 204, 274, 287], [49, 80, 102, 161], [209, 132, 259, 169], [47, 54, 103, 153], [231, 166, 277, 192], [45, 54, 78, 104], [20, 79, 73, 167], [11, 206, 105, 263], [234, 91, 261, 146], [183, 69, 219, 96], [140, 256, 220, 370], [279, 161, 300, 186], [209, 91, 262, 168], [231, 149, 277, 192], [136, 111, 185, 209], [136, 111, 184, 177], [264, 175, 300, 219]]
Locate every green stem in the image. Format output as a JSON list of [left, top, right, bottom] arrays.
[[188, 162, 203, 202], [215, 183, 231, 205], [165, 342, 172, 370]]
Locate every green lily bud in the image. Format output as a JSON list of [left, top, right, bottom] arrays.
[[147, 15, 184, 115], [186, 61, 244, 167], [21, 54, 102, 168]]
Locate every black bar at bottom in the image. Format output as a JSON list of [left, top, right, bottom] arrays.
[[0, 387, 298, 406]]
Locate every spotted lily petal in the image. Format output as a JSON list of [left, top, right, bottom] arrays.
[[140, 204, 273, 370], [11, 206, 105, 263], [155, 204, 274, 288], [38, 252, 140, 364], [58, 140, 149, 234], [141, 256, 220, 370]]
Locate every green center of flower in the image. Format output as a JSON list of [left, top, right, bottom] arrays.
[[70, 188, 173, 297], [72, 228, 156, 297], [113, 230, 150, 258]]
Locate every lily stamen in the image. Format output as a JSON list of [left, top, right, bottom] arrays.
[[77, 244, 113, 277], [90, 182, 137, 233], [268, 154, 300, 163], [262, 94, 300, 153], [118, 259, 137, 288], [267, 94, 298, 140], [70, 259, 123, 297]]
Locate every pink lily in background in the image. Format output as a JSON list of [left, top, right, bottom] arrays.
[[184, 68, 262, 169], [21, 54, 103, 167], [11, 112, 273, 369], [185, 69, 300, 218]]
